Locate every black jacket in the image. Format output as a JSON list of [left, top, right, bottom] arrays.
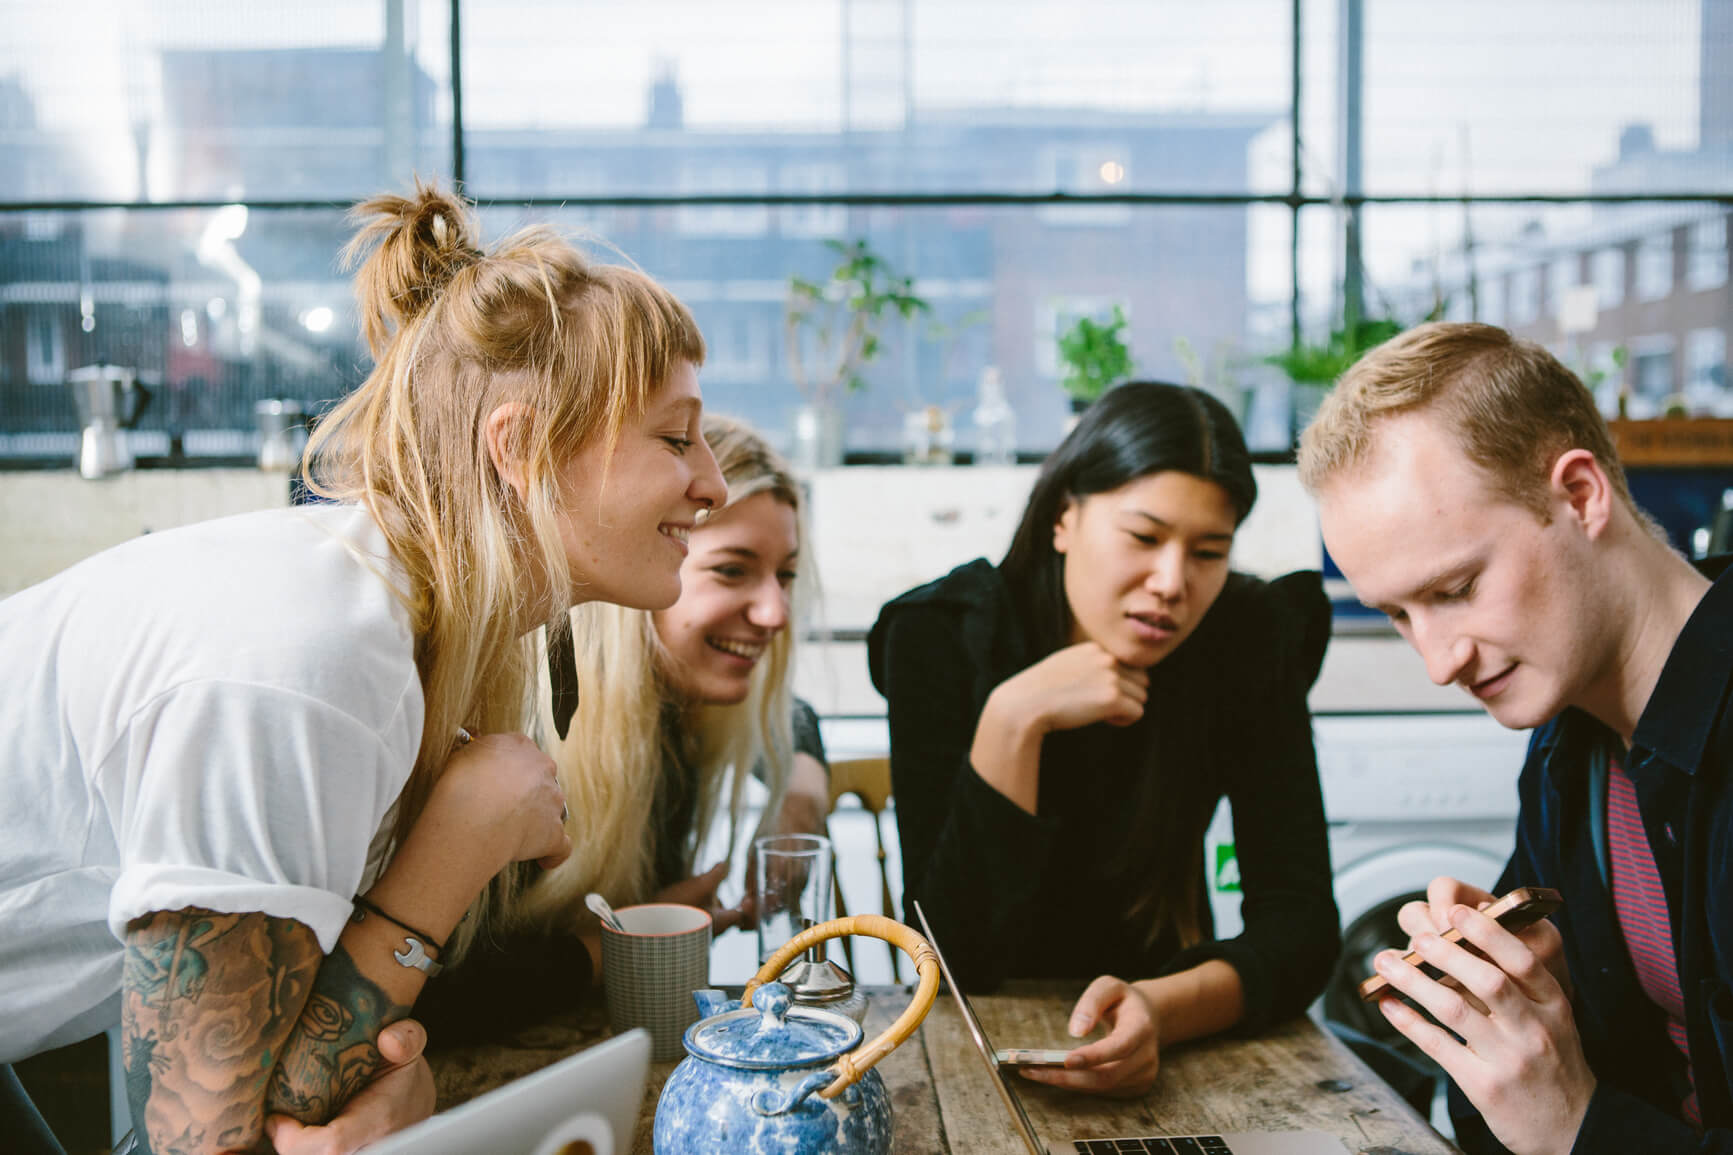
[[867, 559, 1340, 1032], [1450, 558, 1733, 1154]]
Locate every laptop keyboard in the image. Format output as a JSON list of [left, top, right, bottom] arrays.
[[1074, 1137, 1234, 1154]]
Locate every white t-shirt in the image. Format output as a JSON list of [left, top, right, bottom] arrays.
[[0, 503, 424, 1063]]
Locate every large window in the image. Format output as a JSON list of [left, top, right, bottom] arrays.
[[1636, 233, 1677, 303], [1690, 214, 1728, 292], [1687, 327, 1728, 411], [3, 0, 1730, 463], [1595, 247, 1628, 311]]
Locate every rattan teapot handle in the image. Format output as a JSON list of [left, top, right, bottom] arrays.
[[743, 914, 940, 1101]]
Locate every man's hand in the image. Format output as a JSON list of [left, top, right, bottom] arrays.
[[1398, 876, 1571, 999], [1019, 976, 1162, 1097], [264, 1018, 435, 1155], [1373, 902, 1594, 1155]]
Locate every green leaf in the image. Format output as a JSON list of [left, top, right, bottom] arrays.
[[783, 236, 932, 398], [1266, 317, 1405, 386], [1055, 305, 1135, 401]]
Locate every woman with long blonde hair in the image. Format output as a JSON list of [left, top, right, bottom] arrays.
[[0, 183, 726, 1155], [414, 415, 830, 1037]]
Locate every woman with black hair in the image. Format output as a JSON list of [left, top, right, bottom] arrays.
[[868, 381, 1340, 1097]]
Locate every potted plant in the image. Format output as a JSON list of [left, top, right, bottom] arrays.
[[1266, 316, 1405, 441], [784, 238, 930, 468], [1056, 305, 1134, 413]]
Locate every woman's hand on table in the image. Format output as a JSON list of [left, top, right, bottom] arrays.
[[263, 1017, 435, 1155], [655, 860, 749, 934], [1018, 975, 1162, 1097]]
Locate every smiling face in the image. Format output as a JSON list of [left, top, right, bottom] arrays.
[[554, 360, 729, 612], [1315, 409, 1617, 731], [1052, 470, 1238, 668], [652, 489, 799, 705]]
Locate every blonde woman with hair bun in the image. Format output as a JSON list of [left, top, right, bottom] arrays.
[[412, 414, 831, 1040], [0, 183, 726, 1155]]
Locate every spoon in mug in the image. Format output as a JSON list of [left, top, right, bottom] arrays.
[[586, 892, 626, 933]]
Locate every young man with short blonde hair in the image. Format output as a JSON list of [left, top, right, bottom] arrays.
[[1301, 321, 1728, 1154]]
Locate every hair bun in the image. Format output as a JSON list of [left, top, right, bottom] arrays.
[[343, 180, 483, 355]]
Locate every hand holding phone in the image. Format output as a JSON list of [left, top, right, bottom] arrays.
[[1359, 885, 1563, 1000], [995, 1047, 1072, 1069]]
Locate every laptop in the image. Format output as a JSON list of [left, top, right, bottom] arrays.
[[911, 902, 1349, 1155], [365, 1027, 650, 1155]]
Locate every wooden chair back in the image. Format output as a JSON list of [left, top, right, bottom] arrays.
[[825, 756, 901, 981]]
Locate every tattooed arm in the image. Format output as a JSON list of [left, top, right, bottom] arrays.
[[121, 909, 322, 1154], [122, 909, 423, 1153], [263, 941, 411, 1124], [121, 732, 572, 1154]]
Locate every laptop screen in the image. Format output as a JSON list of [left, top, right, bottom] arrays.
[[911, 900, 1049, 1155]]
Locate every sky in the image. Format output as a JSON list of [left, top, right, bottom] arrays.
[[0, 0, 1717, 312]]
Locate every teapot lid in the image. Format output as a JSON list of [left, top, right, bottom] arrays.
[[685, 982, 862, 1069]]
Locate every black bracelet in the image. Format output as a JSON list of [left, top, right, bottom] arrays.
[[352, 895, 445, 954]]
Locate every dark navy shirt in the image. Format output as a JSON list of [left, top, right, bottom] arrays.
[[1450, 558, 1733, 1154]]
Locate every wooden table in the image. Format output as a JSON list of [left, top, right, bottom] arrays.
[[428, 983, 1458, 1155]]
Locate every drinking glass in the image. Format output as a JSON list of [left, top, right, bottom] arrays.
[[753, 833, 833, 964]]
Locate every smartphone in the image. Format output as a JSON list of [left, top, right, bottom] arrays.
[[1358, 885, 1563, 1001], [995, 1047, 1071, 1069]]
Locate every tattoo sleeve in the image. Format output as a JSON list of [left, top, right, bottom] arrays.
[[122, 908, 321, 1155], [121, 908, 411, 1154], [262, 941, 409, 1124]]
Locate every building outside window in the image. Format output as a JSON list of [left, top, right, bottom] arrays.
[[1586, 340, 1623, 416], [1688, 215, 1728, 292], [1630, 335, 1677, 407], [1595, 247, 1626, 310], [676, 163, 771, 237], [1038, 143, 1133, 227], [703, 311, 773, 385], [1507, 266, 1541, 327], [1635, 233, 1675, 303], [1685, 327, 1727, 413], [1478, 273, 1506, 327], [778, 162, 847, 239], [1549, 254, 1579, 319]]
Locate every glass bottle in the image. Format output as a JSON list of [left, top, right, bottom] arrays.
[[972, 367, 1016, 465]]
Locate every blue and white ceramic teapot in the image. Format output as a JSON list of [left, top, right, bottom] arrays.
[[653, 914, 939, 1155]]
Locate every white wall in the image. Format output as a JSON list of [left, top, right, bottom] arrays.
[[0, 470, 291, 596]]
